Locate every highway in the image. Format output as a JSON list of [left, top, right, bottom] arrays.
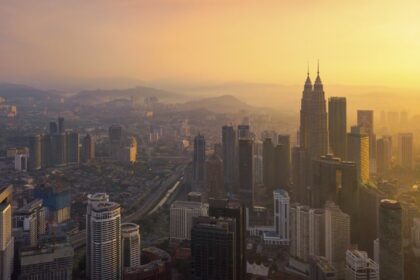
[[70, 165, 185, 249]]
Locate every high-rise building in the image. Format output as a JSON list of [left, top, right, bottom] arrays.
[[292, 147, 309, 205], [41, 134, 52, 168], [58, 117, 65, 134], [109, 124, 123, 160], [253, 140, 263, 186], [0, 185, 13, 280], [345, 249, 379, 280], [237, 124, 251, 140], [170, 200, 209, 241], [325, 201, 351, 279], [290, 204, 310, 261], [51, 133, 67, 167], [193, 134, 206, 192], [28, 134, 42, 170], [238, 139, 254, 207], [309, 255, 337, 280], [120, 136, 137, 163], [412, 217, 420, 248], [82, 134, 96, 163], [347, 126, 369, 183], [66, 131, 80, 165], [263, 138, 276, 191], [299, 66, 328, 160], [328, 97, 347, 160], [13, 199, 46, 247], [376, 136, 392, 175], [19, 240, 74, 280], [272, 189, 290, 242], [357, 110, 376, 173], [277, 134, 291, 187], [222, 126, 237, 193], [397, 133, 413, 169], [87, 199, 122, 280], [206, 153, 224, 199], [33, 186, 71, 224], [49, 121, 58, 134], [208, 199, 246, 279], [379, 199, 403, 280], [122, 223, 141, 269], [309, 208, 325, 257], [191, 216, 237, 280]]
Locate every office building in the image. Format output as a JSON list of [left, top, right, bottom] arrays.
[[379, 199, 403, 280], [263, 138, 276, 191], [347, 126, 369, 183], [209, 199, 246, 279], [87, 199, 122, 280], [49, 121, 58, 134], [325, 201, 350, 279], [51, 133, 67, 167], [122, 223, 141, 269], [397, 133, 414, 169], [109, 124, 123, 159], [120, 136, 137, 163], [253, 140, 263, 186], [357, 110, 376, 173], [82, 134, 96, 163], [41, 134, 52, 168], [222, 125, 237, 193], [299, 65, 328, 160], [14, 152, 28, 171], [28, 134, 42, 170], [170, 200, 209, 241], [309, 255, 337, 280], [376, 136, 392, 175], [261, 189, 290, 245], [277, 134, 291, 185], [206, 153, 224, 199], [66, 131, 80, 165], [290, 204, 310, 261], [0, 186, 13, 280], [191, 216, 237, 280], [328, 97, 347, 160], [237, 124, 251, 140], [345, 250, 379, 280], [193, 134, 206, 192], [292, 147, 309, 205], [309, 208, 325, 257], [238, 139, 254, 207], [264, 139, 290, 193], [13, 199, 46, 247], [19, 240, 74, 280], [58, 117, 65, 134], [33, 186, 71, 224]]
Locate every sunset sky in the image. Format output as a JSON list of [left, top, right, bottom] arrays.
[[1, 0, 420, 90]]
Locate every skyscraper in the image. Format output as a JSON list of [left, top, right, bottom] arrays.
[[376, 136, 392, 175], [191, 216, 237, 280], [87, 199, 122, 280], [222, 126, 237, 194], [357, 110, 376, 172], [325, 201, 350, 279], [51, 133, 67, 167], [263, 138, 275, 191], [237, 124, 251, 140], [109, 124, 123, 160], [347, 126, 369, 183], [379, 199, 403, 280], [206, 153, 224, 199], [28, 134, 42, 170], [170, 200, 209, 241], [208, 199, 246, 279], [82, 134, 96, 163], [397, 133, 413, 169], [58, 117, 65, 134], [309, 208, 325, 257], [253, 140, 263, 186], [292, 147, 309, 205], [49, 121, 58, 134], [277, 134, 291, 188], [0, 185, 13, 280], [273, 189, 290, 242], [238, 139, 254, 207], [66, 131, 80, 165], [13, 199, 46, 247], [193, 134, 206, 192], [328, 97, 347, 160], [122, 223, 141, 269], [345, 250, 379, 280], [299, 65, 328, 160]]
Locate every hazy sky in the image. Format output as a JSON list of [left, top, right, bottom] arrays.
[[1, 0, 420, 89]]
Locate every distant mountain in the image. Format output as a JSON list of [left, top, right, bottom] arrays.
[[0, 83, 59, 101], [68, 86, 182, 105], [178, 94, 258, 114]]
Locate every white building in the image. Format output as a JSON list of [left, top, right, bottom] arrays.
[[290, 204, 310, 261], [122, 223, 141, 269], [309, 208, 325, 257], [262, 189, 290, 245], [170, 201, 208, 241], [373, 238, 380, 265], [325, 201, 350, 279], [87, 196, 121, 280], [345, 250, 379, 280], [14, 153, 28, 171]]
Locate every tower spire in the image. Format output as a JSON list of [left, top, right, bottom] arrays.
[[307, 62, 310, 77], [317, 59, 320, 76]]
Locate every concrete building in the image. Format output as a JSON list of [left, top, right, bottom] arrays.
[[328, 97, 347, 160], [191, 216, 237, 280], [122, 223, 141, 269], [379, 199, 403, 280], [193, 134, 206, 192], [238, 139, 254, 207], [0, 186, 13, 280], [376, 136, 392, 175], [124, 247, 171, 280], [169, 201, 208, 241], [66, 131, 80, 165], [120, 136, 137, 163], [261, 189, 290, 245], [109, 124, 123, 160], [347, 126, 370, 183], [309, 255, 337, 280], [345, 250, 379, 280], [292, 147, 309, 205], [222, 125, 237, 194], [309, 208, 326, 257], [28, 134, 42, 170], [325, 201, 350, 279], [13, 199, 45, 247], [33, 186, 71, 224], [14, 152, 28, 171], [206, 153, 224, 199], [82, 134, 95, 163], [290, 204, 310, 262], [19, 240, 74, 280], [253, 140, 263, 186], [357, 110, 376, 174], [87, 197, 122, 280], [397, 133, 413, 169]]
